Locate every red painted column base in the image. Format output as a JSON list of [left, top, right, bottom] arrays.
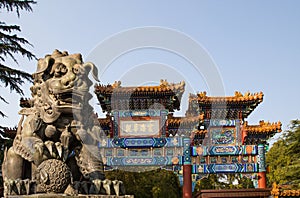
[[258, 172, 267, 188], [183, 164, 192, 198]]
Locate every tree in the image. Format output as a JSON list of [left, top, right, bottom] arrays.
[[193, 173, 254, 195], [0, 0, 36, 118], [105, 169, 181, 198], [0, 1, 36, 192], [266, 120, 300, 188]]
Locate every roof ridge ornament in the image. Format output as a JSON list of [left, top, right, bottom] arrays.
[[112, 81, 121, 88]]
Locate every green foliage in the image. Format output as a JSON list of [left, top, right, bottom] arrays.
[[105, 169, 181, 198], [0, 0, 36, 117], [194, 173, 254, 193], [266, 120, 300, 188], [0, 0, 36, 190], [0, 134, 13, 164], [0, 0, 36, 17], [194, 174, 218, 190]]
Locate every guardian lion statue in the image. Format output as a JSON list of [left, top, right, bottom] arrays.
[[2, 50, 125, 196]]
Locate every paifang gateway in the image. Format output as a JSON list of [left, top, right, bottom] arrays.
[[1, 50, 281, 198]]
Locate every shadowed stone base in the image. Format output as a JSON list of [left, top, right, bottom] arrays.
[[8, 194, 134, 198]]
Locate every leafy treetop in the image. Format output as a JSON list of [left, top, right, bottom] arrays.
[[0, 0, 36, 117]]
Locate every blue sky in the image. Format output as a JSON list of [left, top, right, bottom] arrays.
[[1, 1, 300, 143]]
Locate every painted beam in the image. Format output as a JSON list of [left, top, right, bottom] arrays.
[[191, 145, 258, 156], [192, 163, 258, 174]]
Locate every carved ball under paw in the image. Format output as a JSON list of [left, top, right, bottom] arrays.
[[36, 159, 72, 193], [44, 125, 57, 138]]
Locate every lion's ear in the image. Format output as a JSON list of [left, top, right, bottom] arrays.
[[83, 62, 100, 82], [35, 56, 54, 74]]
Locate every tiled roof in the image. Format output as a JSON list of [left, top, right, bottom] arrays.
[[192, 91, 264, 104], [167, 114, 204, 126], [95, 80, 185, 95], [1, 127, 17, 139], [187, 91, 264, 119], [244, 120, 282, 134], [271, 183, 300, 198], [95, 80, 185, 112]]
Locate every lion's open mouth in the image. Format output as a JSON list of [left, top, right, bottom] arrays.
[[52, 90, 87, 108]]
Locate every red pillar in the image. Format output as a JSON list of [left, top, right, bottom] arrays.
[[258, 172, 267, 188], [241, 128, 247, 144], [183, 164, 192, 198]]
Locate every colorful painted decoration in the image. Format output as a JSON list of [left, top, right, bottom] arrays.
[[210, 119, 236, 127], [192, 163, 258, 174], [191, 145, 257, 156], [210, 127, 236, 145]]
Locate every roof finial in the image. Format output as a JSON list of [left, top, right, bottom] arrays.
[[112, 81, 121, 88]]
